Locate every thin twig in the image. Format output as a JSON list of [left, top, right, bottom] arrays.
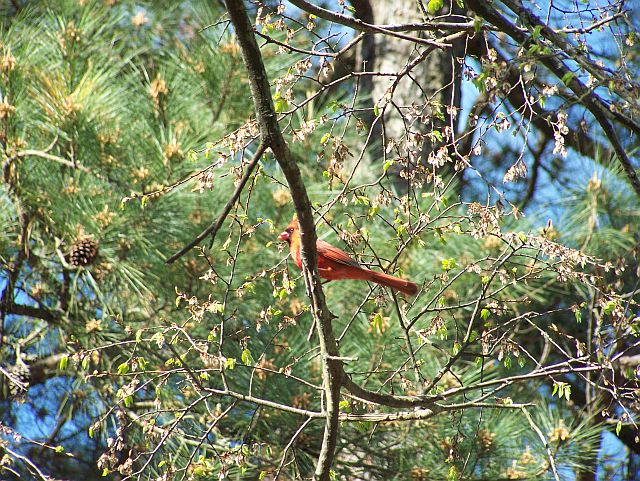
[[16, 150, 96, 176], [521, 407, 561, 481], [4, 446, 51, 481], [166, 143, 266, 263], [274, 417, 314, 479]]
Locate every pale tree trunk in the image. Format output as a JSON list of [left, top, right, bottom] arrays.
[[354, 0, 462, 187]]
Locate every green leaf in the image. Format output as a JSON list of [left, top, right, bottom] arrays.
[[433, 104, 445, 122], [603, 300, 616, 315], [225, 357, 236, 370], [59, 355, 69, 371], [55, 445, 64, 453], [326, 100, 340, 113], [441, 258, 457, 270], [274, 97, 289, 113], [616, 420, 622, 436], [532, 25, 543, 40], [574, 309, 582, 323], [448, 466, 458, 481], [117, 362, 130, 375], [138, 357, 147, 371], [480, 308, 491, 320], [373, 103, 380, 117], [472, 72, 487, 91], [320, 133, 330, 145], [82, 356, 90, 370], [552, 381, 570, 400], [503, 355, 512, 369], [383, 160, 393, 173], [561, 72, 575, 85], [339, 400, 351, 412], [437, 323, 448, 340], [102, 468, 110, 477], [528, 44, 540, 56], [241, 349, 254, 366], [193, 467, 205, 476], [427, 0, 444, 14]]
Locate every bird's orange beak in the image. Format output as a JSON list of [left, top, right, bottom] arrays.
[[278, 230, 290, 242]]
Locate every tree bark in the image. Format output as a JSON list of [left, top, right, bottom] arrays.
[[224, 2, 342, 479], [362, 0, 462, 183]]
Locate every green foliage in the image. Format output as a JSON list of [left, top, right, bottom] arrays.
[[1, 1, 638, 481]]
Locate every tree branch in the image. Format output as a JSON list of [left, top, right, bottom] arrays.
[[288, 0, 462, 46], [6, 302, 62, 324], [166, 143, 266, 263], [224, 2, 341, 479], [466, 0, 640, 196], [342, 374, 439, 408], [501, 0, 636, 103]]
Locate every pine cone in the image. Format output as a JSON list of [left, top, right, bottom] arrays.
[[69, 236, 100, 266], [7, 362, 30, 396]]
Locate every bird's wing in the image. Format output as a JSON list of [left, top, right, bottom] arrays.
[[316, 239, 362, 269]]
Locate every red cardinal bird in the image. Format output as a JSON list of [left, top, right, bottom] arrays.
[[278, 216, 418, 296]]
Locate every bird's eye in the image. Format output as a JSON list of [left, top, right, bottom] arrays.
[[286, 228, 293, 234]]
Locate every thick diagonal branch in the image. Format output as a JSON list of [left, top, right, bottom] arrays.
[[466, 0, 640, 197], [224, 2, 342, 479]]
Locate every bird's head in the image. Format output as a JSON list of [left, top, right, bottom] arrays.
[[278, 215, 299, 243]]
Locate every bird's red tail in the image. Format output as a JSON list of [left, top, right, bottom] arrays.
[[366, 269, 418, 296]]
